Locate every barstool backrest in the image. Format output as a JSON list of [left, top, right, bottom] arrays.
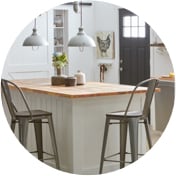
[[124, 78, 159, 118], [1, 79, 32, 120]]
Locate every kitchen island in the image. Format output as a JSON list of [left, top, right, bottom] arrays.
[[3, 78, 154, 174]]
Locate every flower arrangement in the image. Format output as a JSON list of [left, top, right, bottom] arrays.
[[52, 52, 68, 69]]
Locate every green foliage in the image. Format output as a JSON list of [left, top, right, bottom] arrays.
[[52, 52, 68, 69]]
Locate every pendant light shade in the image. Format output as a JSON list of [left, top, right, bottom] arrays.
[[68, 0, 96, 49], [23, 18, 48, 47], [68, 27, 96, 47]]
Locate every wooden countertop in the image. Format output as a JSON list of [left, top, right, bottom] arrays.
[[11, 78, 150, 98], [159, 76, 175, 82]]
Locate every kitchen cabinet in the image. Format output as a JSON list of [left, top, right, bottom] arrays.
[[53, 9, 68, 54], [155, 79, 174, 131]]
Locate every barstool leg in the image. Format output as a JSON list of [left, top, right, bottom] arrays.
[[143, 119, 152, 149], [48, 116, 60, 170], [129, 118, 138, 162], [34, 119, 44, 161], [19, 118, 29, 148], [11, 120, 16, 132], [99, 117, 110, 174], [120, 120, 128, 168]]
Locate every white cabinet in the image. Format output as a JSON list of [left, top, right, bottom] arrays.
[[53, 9, 68, 54], [49, 9, 69, 76], [155, 80, 174, 131]]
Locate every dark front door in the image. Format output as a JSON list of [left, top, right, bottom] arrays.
[[119, 8, 150, 85]]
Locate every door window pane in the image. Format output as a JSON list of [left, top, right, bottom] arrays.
[[131, 27, 138, 37], [131, 16, 138, 26], [123, 27, 131, 37], [138, 19, 145, 26], [123, 16, 131, 26]]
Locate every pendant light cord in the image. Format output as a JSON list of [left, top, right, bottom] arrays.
[[80, 0, 83, 27], [34, 18, 37, 30]]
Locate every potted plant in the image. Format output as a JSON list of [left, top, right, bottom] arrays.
[[51, 52, 68, 85], [52, 52, 68, 75]]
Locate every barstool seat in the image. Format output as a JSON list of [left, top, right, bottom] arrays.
[[1, 79, 60, 169], [107, 111, 142, 117], [99, 78, 159, 174]]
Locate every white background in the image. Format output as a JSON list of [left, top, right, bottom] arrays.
[[0, 0, 175, 175]]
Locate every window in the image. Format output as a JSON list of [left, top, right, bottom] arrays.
[[123, 16, 146, 38]]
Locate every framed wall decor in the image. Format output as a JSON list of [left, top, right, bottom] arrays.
[[96, 31, 115, 59]]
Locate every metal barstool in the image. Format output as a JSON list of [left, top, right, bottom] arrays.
[[99, 78, 159, 174], [1, 79, 60, 169]]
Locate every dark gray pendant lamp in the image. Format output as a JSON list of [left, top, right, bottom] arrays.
[[68, 0, 96, 51], [23, 18, 48, 48]]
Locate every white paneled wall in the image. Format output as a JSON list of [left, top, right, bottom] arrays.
[[2, 13, 53, 80]]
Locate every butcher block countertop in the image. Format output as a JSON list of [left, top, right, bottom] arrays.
[[11, 78, 153, 98], [159, 76, 175, 82]]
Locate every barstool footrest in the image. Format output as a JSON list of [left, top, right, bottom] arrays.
[[30, 150, 55, 161], [104, 151, 144, 164], [104, 159, 131, 164]]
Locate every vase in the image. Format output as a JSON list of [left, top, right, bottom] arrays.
[[57, 68, 61, 75]]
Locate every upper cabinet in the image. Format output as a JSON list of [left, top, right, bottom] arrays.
[[47, 8, 68, 76], [150, 28, 165, 47], [53, 9, 68, 54]]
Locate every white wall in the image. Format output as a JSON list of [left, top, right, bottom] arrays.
[[65, 3, 96, 81], [61, 1, 120, 83], [67, 1, 121, 83], [93, 2, 120, 83]]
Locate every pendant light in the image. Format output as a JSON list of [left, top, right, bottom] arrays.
[[23, 18, 48, 48], [68, 0, 96, 51]]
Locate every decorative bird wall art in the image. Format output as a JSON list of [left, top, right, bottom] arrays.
[[96, 32, 115, 58]]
